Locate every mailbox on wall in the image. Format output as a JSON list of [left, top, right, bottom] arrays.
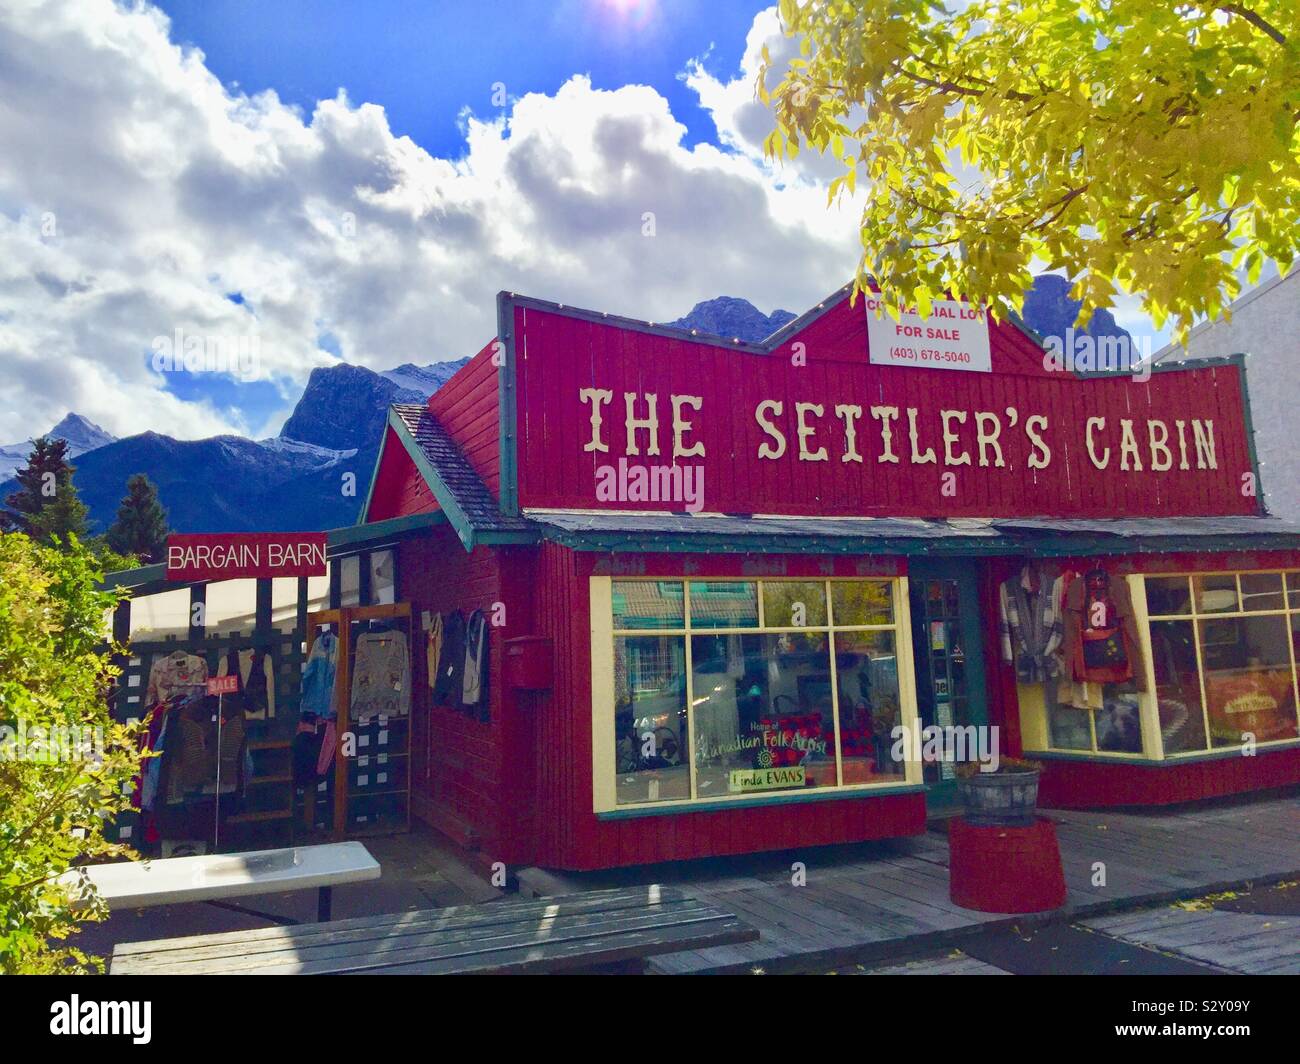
[[504, 635, 553, 691]]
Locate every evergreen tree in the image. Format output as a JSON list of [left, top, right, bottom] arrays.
[[1, 437, 88, 544], [105, 473, 170, 563]]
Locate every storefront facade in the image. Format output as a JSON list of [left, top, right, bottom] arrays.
[[355, 286, 1300, 870], [114, 284, 1300, 870]]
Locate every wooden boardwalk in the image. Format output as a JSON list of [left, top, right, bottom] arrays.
[[517, 796, 1300, 974]]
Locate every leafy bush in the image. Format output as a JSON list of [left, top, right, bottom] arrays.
[[0, 532, 140, 973]]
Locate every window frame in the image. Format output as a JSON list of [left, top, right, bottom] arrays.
[[1141, 569, 1300, 760], [590, 576, 924, 815]]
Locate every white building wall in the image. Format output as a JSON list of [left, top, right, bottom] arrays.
[[1154, 270, 1300, 522]]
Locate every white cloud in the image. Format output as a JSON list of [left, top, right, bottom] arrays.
[[0, 0, 861, 443]]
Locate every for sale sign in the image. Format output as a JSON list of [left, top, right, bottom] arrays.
[[165, 532, 328, 581], [865, 295, 992, 373]]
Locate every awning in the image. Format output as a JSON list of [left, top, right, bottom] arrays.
[[524, 510, 1300, 557]]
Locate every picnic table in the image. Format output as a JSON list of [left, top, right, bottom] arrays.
[[67, 842, 379, 922], [110, 884, 757, 974]]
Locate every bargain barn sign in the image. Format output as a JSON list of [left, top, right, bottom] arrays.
[[165, 532, 328, 581], [504, 292, 1259, 520]]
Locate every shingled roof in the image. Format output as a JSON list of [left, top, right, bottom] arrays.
[[381, 403, 533, 547]]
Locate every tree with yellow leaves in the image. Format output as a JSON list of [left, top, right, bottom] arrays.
[[760, 1, 1300, 340]]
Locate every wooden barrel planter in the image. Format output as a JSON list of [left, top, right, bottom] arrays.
[[957, 766, 1040, 827]]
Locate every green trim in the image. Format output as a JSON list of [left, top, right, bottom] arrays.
[[329, 509, 445, 549], [356, 423, 390, 525], [1231, 351, 1266, 514], [542, 527, 1300, 558], [384, 407, 480, 551], [496, 293, 520, 517], [596, 782, 925, 820], [1026, 739, 1300, 767]]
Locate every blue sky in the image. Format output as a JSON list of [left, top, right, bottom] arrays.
[[157, 0, 763, 157]]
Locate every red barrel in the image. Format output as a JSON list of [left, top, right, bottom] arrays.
[[948, 816, 1067, 914]]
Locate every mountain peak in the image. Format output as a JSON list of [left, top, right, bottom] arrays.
[[47, 413, 116, 452], [668, 296, 797, 343]]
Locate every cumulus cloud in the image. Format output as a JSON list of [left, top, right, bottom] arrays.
[[0, 0, 861, 443]]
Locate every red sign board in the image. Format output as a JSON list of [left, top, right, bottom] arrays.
[[165, 532, 328, 581], [207, 675, 240, 696], [506, 295, 1259, 520]]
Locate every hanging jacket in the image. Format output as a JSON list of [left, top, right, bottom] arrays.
[[433, 610, 466, 708], [218, 647, 275, 719], [462, 609, 489, 715], [146, 650, 208, 706], [998, 564, 1066, 682], [300, 630, 339, 718], [1063, 569, 1147, 690]]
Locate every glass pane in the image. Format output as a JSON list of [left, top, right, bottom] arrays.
[[834, 630, 904, 781], [129, 587, 192, 642], [691, 632, 835, 797], [339, 555, 361, 608], [1287, 571, 1300, 609], [1194, 574, 1238, 614], [1238, 572, 1284, 613], [1096, 688, 1143, 753], [270, 577, 301, 634], [762, 581, 827, 628], [831, 581, 894, 627], [306, 569, 330, 615], [203, 578, 258, 638], [1149, 620, 1208, 753], [1200, 615, 1299, 747], [1047, 693, 1092, 750], [369, 550, 396, 605], [614, 635, 689, 805], [612, 581, 683, 630], [688, 581, 758, 629], [1145, 576, 1191, 616]]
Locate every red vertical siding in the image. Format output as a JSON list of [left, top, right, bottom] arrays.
[[427, 340, 501, 499], [365, 426, 439, 522]]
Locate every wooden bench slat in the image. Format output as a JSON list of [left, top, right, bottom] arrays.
[[112, 902, 739, 975], [113, 884, 688, 957]]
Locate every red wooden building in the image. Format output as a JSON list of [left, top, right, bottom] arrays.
[[359, 286, 1300, 870]]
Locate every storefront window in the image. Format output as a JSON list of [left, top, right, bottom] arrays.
[[270, 577, 301, 634], [339, 555, 361, 607], [603, 578, 914, 810], [129, 587, 192, 642], [202, 578, 258, 638], [369, 549, 396, 605], [1144, 571, 1300, 756]]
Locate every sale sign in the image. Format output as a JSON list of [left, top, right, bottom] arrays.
[[166, 532, 328, 581], [207, 675, 240, 696], [864, 295, 992, 373]]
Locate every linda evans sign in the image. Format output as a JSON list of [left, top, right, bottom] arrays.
[[165, 532, 328, 581], [507, 296, 1258, 520]]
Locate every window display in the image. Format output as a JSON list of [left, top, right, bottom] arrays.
[[605, 578, 913, 810], [1145, 571, 1300, 754]]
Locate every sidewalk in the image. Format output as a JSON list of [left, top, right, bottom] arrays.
[[515, 794, 1299, 974]]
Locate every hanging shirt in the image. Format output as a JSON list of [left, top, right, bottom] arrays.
[[433, 611, 466, 708], [426, 612, 443, 690], [462, 610, 488, 708], [351, 629, 410, 721], [300, 631, 339, 719], [146, 651, 208, 706]]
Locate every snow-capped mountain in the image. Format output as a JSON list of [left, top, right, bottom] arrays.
[[0, 413, 117, 481]]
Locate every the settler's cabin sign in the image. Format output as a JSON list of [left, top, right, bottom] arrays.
[[502, 290, 1259, 520]]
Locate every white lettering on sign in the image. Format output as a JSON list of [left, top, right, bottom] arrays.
[[864, 296, 992, 373]]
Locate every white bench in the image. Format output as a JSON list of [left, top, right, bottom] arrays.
[[64, 842, 380, 922]]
